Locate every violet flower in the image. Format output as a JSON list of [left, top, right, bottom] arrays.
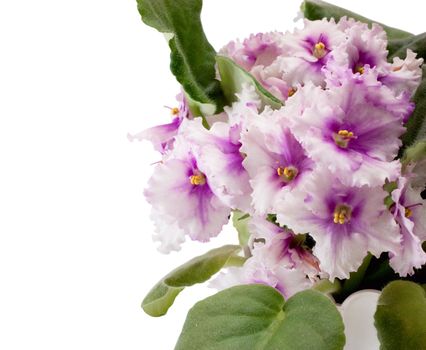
[[241, 111, 314, 215], [276, 169, 400, 280], [145, 136, 231, 246], [272, 18, 345, 87], [291, 79, 404, 187]]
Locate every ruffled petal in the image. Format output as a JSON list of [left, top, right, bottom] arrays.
[[145, 136, 231, 244], [150, 209, 186, 253]]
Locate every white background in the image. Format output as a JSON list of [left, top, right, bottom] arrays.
[[0, 1, 424, 349]]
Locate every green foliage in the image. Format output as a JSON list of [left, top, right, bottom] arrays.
[[375, 281, 426, 350], [216, 55, 283, 110], [137, 0, 226, 116], [142, 245, 240, 317], [175, 285, 345, 350]]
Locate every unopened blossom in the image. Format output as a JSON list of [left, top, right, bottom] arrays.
[[276, 169, 400, 280], [290, 79, 404, 187], [145, 136, 231, 243], [128, 93, 191, 154], [389, 177, 426, 276], [241, 111, 314, 214]]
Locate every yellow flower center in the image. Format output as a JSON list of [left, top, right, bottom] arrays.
[[333, 129, 356, 148], [189, 172, 206, 186], [405, 207, 413, 218], [288, 87, 297, 97], [171, 107, 180, 115], [313, 42, 327, 59], [277, 166, 298, 182], [333, 204, 352, 225], [356, 66, 365, 74]]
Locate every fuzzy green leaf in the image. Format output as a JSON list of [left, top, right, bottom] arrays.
[[375, 281, 426, 350], [137, 0, 226, 115], [142, 245, 240, 317], [175, 285, 345, 350]]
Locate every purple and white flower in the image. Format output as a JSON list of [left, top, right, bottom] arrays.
[[145, 136, 231, 244], [333, 20, 388, 77], [274, 18, 345, 87], [241, 111, 314, 215], [290, 79, 404, 187], [276, 169, 400, 280]]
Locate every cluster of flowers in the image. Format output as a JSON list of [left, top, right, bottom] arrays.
[[131, 17, 426, 298]]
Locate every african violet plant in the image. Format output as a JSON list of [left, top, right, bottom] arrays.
[[131, 0, 426, 349]]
